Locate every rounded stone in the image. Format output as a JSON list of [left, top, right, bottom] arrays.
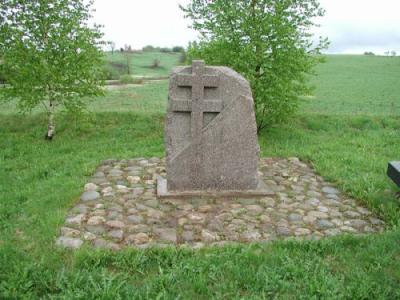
[[317, 219, 334, 229], [344, 219, 367, 229], [154, 228, 177, 243], [127, 224, 151, 234], [259, 197, 275, 208], [277, 227, 291, 236], [66, 214, 85, 227], [288, 213, 303, 222], [109, 169, 124, 177], [127, 215, 144, 224], [344, 211, 361, 218], [126, 233, 150, 245], [84, 183, 99, 192], [318, 206, 329, 213], [325, 228, 341, 236], [56, 237, 83, 249], [83, 232, 97, 241], [340, 226, 358, 233], [201, 230, 219, 242], [187, 213, 206, 224], [182, 231, 195, 242], [308, 211, 329, 219], [60, 227, 81, 238], [147, 209, 164, 219], [87, 216, 106, 226], [80, 191, 100, 202], [294, 228, 311, 236], [127, 176, 141, 184], [86, 225, 106, 235], [108, 230, 124, 241], [106, 220, 125, 229], [322, 187, 340, 194], [241, 230, 261, 241]]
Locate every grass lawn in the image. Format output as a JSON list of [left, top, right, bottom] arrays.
[[0, 54, 400, 299]]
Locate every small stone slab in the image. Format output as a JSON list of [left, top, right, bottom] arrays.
[[157, 175, 274, 198], [80, 191, 100, 202], [387, 161, 400, 188]]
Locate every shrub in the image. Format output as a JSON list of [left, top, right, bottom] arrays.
[[364, 52, 375, 56], [172, 46, 185, 53], [150, 59, 161, 68], [119, 75, 143, 85], [142, 45, 156, 52], [0, 68, 6, 84], [160, 47, 172, 53], [179, 51, 187, 64]]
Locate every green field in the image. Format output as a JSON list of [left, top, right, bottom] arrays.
[[104, 51, 182, 79], [1, 54, 400, 299]]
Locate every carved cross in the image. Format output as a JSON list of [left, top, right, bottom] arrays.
[[171, 60, 222, 138]]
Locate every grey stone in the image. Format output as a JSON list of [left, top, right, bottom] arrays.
[[60, 227, 81, 238], [201, 230, 219, 242], [84, 183, 99, 191], [277, 227, 291, 236], [165, 60, 260, 192], [109, 169, 124, 177], [108, 230, 124, 241], [322, 186, 340, 194], [182, 231, 195, 242], [241, 230, 261, 241], [288, 213, 303, 222], [66, 214, 85, 227], [126, 233, 150, 245], [56, 237, 83, 249], [154, 228, 177, 243], [344, 219, 367, 229], [80, 191, 100, 202], [86, 225, 106, 235], [127, 215, 144, 224], [317, 219, 334, 229], [87, 216, 105, 226]]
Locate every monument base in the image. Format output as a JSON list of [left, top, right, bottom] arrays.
[[156, 175, 274, 198]]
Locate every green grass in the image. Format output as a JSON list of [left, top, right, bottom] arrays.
[[303, 55, 400, 115], [1, 54, 400, 298]]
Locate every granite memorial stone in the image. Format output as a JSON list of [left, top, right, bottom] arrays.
[[388, 161, 400, 188], [158, 60, 270, 197]]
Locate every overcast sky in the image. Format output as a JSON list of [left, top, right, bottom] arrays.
[[93, 0, 400, 55]]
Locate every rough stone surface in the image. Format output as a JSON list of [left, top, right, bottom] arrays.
[[80, 191, 100, 202], [56, 237, 83, 249], [57, 157, 385, 250], [165, 60, 259, 191]]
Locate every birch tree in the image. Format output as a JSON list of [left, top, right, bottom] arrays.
[[0, 0, 104, 139], [182, 0, 328, 131]]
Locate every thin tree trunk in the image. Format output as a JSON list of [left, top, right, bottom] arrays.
[[45, 101, 55, 140]]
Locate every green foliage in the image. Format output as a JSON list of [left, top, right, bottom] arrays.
[[172, 46, 185, 53], [160, 47, 172, 53], [142, 45, 156, 52], [0, 0, 104, 137], [150, 58, 161, 68], [119, 75, 143, 85], [182, 0, 329, 130]]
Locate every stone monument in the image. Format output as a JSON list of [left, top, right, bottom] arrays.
[[157, 60, 272, 197]]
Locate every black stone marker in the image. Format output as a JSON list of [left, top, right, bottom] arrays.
[[387, 161, 400, 188]]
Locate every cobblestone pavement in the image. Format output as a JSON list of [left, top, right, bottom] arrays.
[[57, 157, 385, 250]]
